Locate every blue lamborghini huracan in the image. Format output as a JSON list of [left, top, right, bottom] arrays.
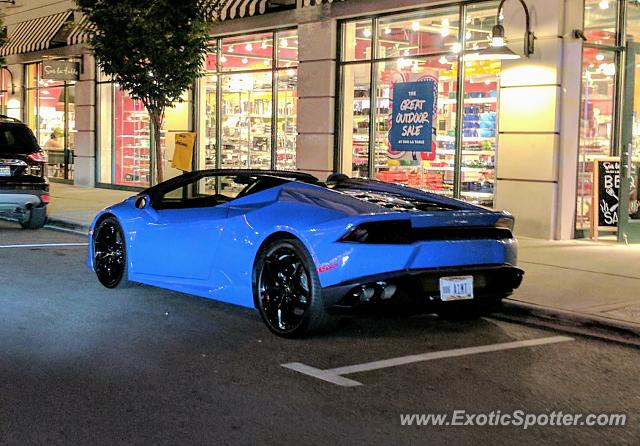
[[87, 170, 523, 337]]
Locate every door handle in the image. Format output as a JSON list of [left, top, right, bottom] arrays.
[[628, 143, 633, 179]]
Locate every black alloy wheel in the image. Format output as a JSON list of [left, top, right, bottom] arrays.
[[93, 217, 129, 288], [254, 238, 337, 337]]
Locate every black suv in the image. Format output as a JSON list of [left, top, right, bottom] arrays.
[[0, 116, 48, 229]]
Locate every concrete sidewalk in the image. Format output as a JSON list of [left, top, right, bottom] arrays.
[[45, 182, 133, 229], [9, 182, 640, 340]]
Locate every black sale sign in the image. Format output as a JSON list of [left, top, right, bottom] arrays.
[[597, 160, 620, 227]]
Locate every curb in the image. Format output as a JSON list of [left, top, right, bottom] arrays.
[[496, 300, 640, 348], [0, 215, 89, 235], [45, 216, 90, 235]]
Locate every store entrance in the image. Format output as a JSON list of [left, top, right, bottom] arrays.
[[618, 42, 640, 243], [42, 83, 75, 182]]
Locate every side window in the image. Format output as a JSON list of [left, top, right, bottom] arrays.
[[155, 176, 220, 210], [153, 174, 277, 210], [218, 175, 255, 200]]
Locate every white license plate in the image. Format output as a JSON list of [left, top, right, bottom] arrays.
[[0, 166, 10, 176], [439, 276, 474, 301]]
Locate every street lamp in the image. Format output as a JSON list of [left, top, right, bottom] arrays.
[[467, 0, 535, 61]]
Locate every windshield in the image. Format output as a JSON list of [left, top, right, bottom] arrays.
[[0, 123, 40, 154]]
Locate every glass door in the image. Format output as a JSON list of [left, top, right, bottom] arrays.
[[619, 42, 640, 243]]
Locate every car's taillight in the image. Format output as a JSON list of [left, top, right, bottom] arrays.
[[27, 151, 47, 163], [41, 194, 50, 203], [495, 215, 515, 232], [339, 220, 413, 244]]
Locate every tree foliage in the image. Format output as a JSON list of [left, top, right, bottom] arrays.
[[75, 0, 210, 182], [0, 11, 8, 66]]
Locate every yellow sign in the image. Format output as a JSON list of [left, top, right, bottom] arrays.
[[172, 132, 196, 172]]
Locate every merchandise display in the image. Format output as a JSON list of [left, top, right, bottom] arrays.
[[342, 4, 500, 207], [202, 30, 298, 171], [114, 89, 154, 187]]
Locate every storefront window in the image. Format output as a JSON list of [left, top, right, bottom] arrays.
[[372, 58, 458, 195], [278, 29, 298, 68], [97, 76, 189, 187], [339, 4, 499, 206], [377, 7, 460, 58], [24, 62, 76, 181], [0, 70, 9, 115], [114, 85, 151, 186], [201, 29, 298, 171], [575, 0, 626, 236], [460, 59, 499, 204], [584, 0, 618, 45], [341, 63, 371, 177], [342, 19, 373, 62], [276, 68, 297, 169], [221, 33, 273, 72], [465, 1, 500, 51], [221, 72, 273, 169]]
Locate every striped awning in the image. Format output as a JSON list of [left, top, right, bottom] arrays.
[[215, 0, 342, 21], [218, 0, 269, 21], [0, 11, 73, 56], [66, 15, 95, 46]]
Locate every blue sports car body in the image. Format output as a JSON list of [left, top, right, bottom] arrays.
[[87, 170, 523, 337]]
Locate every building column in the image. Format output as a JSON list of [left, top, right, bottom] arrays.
[[73, 52, 96, 187], [296, 18, 337, 180], [5, 63, 23, 121], [495, 0, 582, 239]]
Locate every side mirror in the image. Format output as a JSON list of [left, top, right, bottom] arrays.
[[134, 194, 151, 210]]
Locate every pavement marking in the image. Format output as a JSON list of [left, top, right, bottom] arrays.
[[0, 242, 88, 249], [282, 335, 574, 387]]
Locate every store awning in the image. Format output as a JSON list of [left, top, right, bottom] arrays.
[[218, 0, 269, 21], [215, 0, 342, 21], [66, 15, 95, 46], [0, 11, 73, 56]]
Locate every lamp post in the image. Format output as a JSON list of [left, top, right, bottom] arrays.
[[468, 0, 535, 61]]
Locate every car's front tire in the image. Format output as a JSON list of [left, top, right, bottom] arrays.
[[93, 216, 137, 289], [18, 207, 47, 229], [253, 237, 338, 338]]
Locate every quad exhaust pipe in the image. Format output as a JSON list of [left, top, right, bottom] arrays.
[[356, 281, 397, 303]]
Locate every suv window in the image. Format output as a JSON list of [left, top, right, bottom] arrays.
[[0, 123, 39, 154]]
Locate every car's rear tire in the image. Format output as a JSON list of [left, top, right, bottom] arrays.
[[93, 216, 137, 289], [19, 207, 47, 229], [253, 237, 338, 338], [436, 295, 504, 320]]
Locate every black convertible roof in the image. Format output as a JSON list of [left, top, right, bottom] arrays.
[[141, 169, 320, 197]]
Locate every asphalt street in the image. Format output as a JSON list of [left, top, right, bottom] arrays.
[[0, 220, 639, 445]]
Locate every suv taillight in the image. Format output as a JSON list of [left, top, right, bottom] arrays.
[[27, 151, 47, 163]]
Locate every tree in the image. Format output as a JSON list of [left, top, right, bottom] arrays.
[[75, 0, 211, 183], [0, 11, 8, 67]]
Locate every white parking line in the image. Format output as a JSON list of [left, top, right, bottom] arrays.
[[282, 336, 574, 387], [0, 242, 88, 249]]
